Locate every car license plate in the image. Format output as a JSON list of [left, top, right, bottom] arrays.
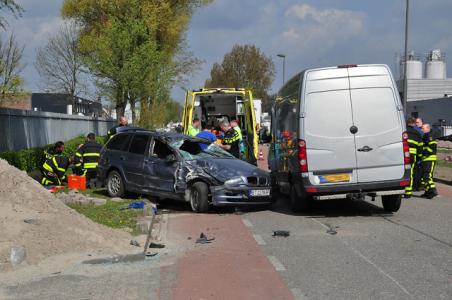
[[250, 189, 271, 197], [319, 174, 350, 183]]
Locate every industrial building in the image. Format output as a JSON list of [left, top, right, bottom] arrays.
[[397, 49, 452, 128]]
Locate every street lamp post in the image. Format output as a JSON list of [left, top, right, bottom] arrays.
[[402, 0, 410, 115], [277, 54, 286, 86]]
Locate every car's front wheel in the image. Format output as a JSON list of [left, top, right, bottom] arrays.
[[107, 170, 125, 198], [382, 194, 402, 212], [190, 182, 209, 213]]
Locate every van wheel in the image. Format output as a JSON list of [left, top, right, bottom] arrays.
[[190, 182, 209, 213], [107, 170, 125, 198], [382, 194, 402, 212], [290, 185, 309, 212]]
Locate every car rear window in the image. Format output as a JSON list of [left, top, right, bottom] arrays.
[[128, 134, 150, 155], [106, 134, 131, 151]]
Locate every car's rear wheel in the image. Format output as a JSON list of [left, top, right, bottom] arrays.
[[190, 182, 209, 213], [107, 170, 125, 198], [382, 194, 402, 212], [290, 185, 310, 212]]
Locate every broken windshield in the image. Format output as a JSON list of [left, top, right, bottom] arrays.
[[171, 140, 235, 160]]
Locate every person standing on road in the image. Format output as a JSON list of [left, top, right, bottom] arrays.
[[219, 120, 241, 158], [415, 118, 424, 136], [405, 118, 423, 198], [74, 133, 103, 185], [421, 123, 438, 199], [107, 116, 129, 140], [413, 117, 425, 190], [187, 118, 201, 137], [230, 119, 244, 157]]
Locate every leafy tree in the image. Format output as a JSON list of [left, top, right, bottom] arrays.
[[61, 0, 211, 121], [35, 22, 87, 97], [0, 0, 23, 29], [0, 33, 25, 100], [205, 44, 275, 111]]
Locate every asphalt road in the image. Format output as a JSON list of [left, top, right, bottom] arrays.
[[240, 186, 452, 300]]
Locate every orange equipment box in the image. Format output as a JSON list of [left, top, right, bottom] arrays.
[[68, 175, 86, 190]]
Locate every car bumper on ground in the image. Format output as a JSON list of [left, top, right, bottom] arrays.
[[210, 185, 273, 206]]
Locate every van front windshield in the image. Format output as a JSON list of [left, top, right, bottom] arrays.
[[171, 140, 235, 160]]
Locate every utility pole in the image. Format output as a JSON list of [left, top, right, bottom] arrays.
[[402, 0, 410, 115]]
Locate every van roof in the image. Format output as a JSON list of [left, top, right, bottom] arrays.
[[306, 64, 390, 73]]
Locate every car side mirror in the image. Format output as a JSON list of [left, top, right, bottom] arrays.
[[166, 154, 177, 163]]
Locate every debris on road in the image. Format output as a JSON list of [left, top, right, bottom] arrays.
[[273, 230, 290, 237], [196, 232, 215, 244], [130, 240, 141, 247], [325, 223, 338, 235]]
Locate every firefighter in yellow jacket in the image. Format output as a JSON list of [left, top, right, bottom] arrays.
[[405, 118, 423, 198], [40, 141, 71, 186], [421, 124, 438, 199]]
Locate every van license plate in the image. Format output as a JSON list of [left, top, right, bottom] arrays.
[[319, 174, 350, 183], [250, 189, 271, 197]]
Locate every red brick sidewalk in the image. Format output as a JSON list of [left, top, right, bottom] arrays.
[[161, 214, 293, 300]]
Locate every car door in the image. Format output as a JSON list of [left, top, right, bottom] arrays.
[[348, 65, 405, 183], [122, 134, 150, 190], [303, 68, 359, 186], [143, 138, 177, 192]]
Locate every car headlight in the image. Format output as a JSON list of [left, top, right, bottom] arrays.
[[224, 177, 246, 187]]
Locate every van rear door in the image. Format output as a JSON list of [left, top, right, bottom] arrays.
[[348, 65, 405, 182], [303, 68, 358, 185]]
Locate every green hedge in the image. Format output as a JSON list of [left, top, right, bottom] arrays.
[[0, 136, 105, 172]]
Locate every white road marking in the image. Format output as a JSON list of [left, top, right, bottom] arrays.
[[253, 234, 266, 245], [242, 219, 253, 227], [268, 255, 286, 271], [291, 288, 308, 300], [309, 218, 411, 297]]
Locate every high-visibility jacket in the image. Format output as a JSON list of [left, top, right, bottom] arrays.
[[187, 125, 200, 137], [41, 155, 70, 186], [422, 132, 437, 162], [406, 126, 423, 159], [74, 141, 103, 176]]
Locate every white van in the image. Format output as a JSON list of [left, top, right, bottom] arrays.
[[269, 64, 410, 212]]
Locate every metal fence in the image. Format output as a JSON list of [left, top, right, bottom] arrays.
[[0, 108, 116, 152]]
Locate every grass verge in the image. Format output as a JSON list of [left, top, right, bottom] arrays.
[[58, 188, 147, 235]]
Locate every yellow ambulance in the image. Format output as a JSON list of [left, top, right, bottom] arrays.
[[182, 88, 258, 164]]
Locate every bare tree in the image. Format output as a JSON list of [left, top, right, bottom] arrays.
[[0, 32, 25, 99], [35, 22, 86, 96], [0, 0, 23, 29]]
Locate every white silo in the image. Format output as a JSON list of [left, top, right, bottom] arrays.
[[426, 49, 446, 79], [400, 51, 423, 79]]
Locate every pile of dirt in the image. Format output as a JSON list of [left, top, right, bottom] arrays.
[[0, 159, 134, 270]]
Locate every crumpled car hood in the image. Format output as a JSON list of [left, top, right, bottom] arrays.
[[186, 158, 268, 183]]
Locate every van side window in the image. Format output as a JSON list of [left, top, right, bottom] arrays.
[[152, 139, 174, 159], [106, 134, 131, 151], [128, 135, 150, 155]]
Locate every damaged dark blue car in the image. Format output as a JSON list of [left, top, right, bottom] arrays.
[[97, 129, 273, 212]]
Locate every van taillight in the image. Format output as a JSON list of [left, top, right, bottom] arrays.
[[402, 132, 410, 165], [298, 139, 308, 173]]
